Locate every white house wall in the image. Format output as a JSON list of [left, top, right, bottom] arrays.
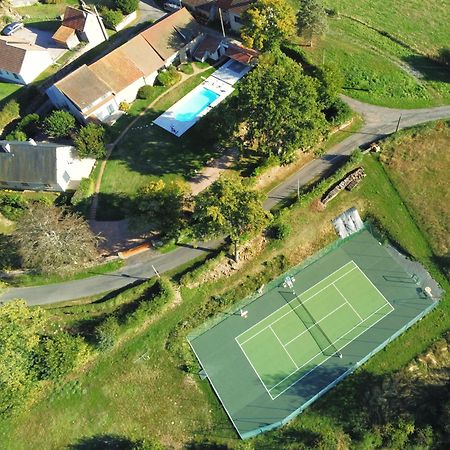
[[20, 50, 52, 84], [87, 98, 119, 122], [114, 77, 146, 104], [56, 146, 75, 191], [83, 13, 107, 46], [144, 70, 158, 86]]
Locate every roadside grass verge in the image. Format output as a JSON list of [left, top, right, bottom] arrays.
[[2, 142, 449, 448], [3, 259, 123, 288], [98, 68, 217, 220]]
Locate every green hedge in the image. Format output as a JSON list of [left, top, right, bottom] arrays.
[[156, 66, 181, 87]]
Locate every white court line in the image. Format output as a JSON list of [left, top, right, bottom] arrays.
[[283, 302, 348, 347], [269, 326, 299, 370], [354, 264, 395, 310], [237, 262, 358, 345], [235, 339, 273, 397], [333, 283, 364, 321], [269, 301, 393, 398]]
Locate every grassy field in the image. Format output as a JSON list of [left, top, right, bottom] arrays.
[[98, 68, 217, 220], [2, 134, 449, 448], [289, 0, 450, 107], [323, 0, 449, 56], [380, 121, 450, 273]]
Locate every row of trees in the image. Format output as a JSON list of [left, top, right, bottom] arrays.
[[241, 0, 328, 50], [5, 109, 106, 159]]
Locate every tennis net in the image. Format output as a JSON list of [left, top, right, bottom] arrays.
[[287, 295, 339, 357]]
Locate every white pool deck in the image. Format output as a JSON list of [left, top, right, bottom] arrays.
[[153, 60, 251, 137]]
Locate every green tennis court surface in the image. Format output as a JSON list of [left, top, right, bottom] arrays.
[[236, 261, 394, 398], [188, 229, 439, 439]]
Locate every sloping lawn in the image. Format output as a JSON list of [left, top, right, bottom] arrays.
[[98, 68, 217, 220]]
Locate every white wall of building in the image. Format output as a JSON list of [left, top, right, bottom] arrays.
[[20, 50, 53, 84], [82, 13, 107, 46]]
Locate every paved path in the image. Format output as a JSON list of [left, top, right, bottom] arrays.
[[1, 98, 449, 305]]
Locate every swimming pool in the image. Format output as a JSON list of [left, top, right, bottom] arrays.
[[174, 87, 219, 122], [153, 59, 252, 136]]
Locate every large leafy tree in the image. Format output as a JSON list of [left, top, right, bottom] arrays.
[[192, 176, 270, 261], [135, 179, 190, 237], [241, 0, 297, 50], [13, 204, 101, 275], [297, 0, 328, 45], [233, 52, 327, 162], [0, 300, 45, 416]]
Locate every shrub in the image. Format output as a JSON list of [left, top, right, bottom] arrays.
[[0, 193, 28, 220], [95, 316, 120, 350], [115, 0, 138, 15], [101, 7, 124, 29], [325, 98, 353, 126], [34, 332, 90, 380], [17, 113, 40, 137], [0, 100, 20, 133], [73, 123, 106, 159], [5, 130, 27, 141], [118, 101, 130, 112], [137, 85, 155, 100], [156, 66, 181, 87], [268, 220, 291, 240], [178, 63, 193, 75], [43, 110, 76, 138]]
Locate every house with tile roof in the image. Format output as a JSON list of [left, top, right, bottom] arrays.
[[46, 8, 202, 123], [52, 5, 108, 50], [0, 36, 52, 84], [216, 0, 255, 32], [0, 140, 95, 192]]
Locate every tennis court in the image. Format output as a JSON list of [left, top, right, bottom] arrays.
[[236, 261, 393, 398], [188, 229, 439, 439]]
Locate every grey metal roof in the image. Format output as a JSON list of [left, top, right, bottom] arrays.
[[0, 140, 63, 184]]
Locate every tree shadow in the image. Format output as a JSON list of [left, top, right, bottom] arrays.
[[402, 54, 450, 84], [67, 434, 136, 450]]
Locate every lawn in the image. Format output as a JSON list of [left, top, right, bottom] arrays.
[[288, 0, 450, 108], [2, 142, 449, 448], [98, 68, 218, 220], [0, 82, 22, 106], [380, 121, 450, 272]]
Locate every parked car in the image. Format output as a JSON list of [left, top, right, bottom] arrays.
[[1, 22, 24, 36]]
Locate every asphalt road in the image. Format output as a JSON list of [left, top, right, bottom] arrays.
[[1, 98, 449, 305]]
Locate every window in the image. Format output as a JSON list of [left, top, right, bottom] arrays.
[[13, 73, 20, 80], [107, 103, 115, 115], [233, 15, 243, 24], [22, 182, 29, 187], [62, 171, 70, 183]]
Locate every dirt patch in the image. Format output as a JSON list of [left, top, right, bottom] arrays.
[[190, 235, 268, 288], [89, 219, 156, 255]]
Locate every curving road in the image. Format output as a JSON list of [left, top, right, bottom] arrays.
[[1, 98, 449, 305]]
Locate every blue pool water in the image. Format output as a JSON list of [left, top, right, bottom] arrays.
[[174, 87, 219, 122]]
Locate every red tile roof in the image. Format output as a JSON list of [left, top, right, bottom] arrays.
[[225, 43, 259, 64], [52, 25, 76, 43], [62, 6, 87, 32], [140, 7, 201, 60], [0, 36, 47, 74], [55, 65, 112, 111], [216, 0, 255, 15]]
